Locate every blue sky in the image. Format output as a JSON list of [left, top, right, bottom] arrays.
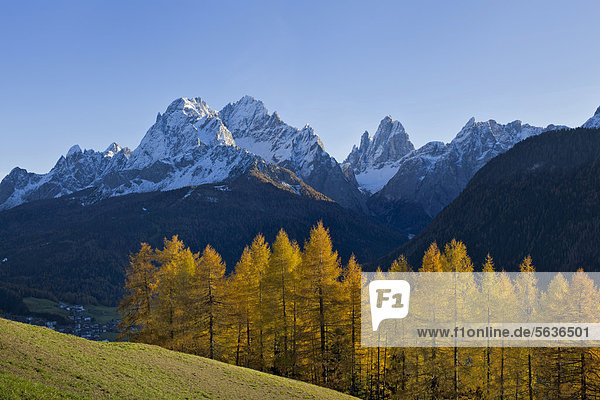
[[1, 0, 599, 179]]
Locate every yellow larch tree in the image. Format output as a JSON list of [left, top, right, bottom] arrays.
[[263, 229, 301, 376], [193, 244, 226, 359], [118, 242, 159, 342], [299, 221, 343, 386]]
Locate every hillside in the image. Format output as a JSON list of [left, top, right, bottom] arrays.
[[0, 318, 355, 400], [0, 170, 405, 309], [382, 127, 600, 271]]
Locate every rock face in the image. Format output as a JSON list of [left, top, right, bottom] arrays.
[[220, 96, 366, 210], [374, 118, 565, 216], [0, 96, 365, 211], [343, 116, 414, 194]]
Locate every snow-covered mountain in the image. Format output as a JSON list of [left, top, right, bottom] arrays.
[[342, 116, 414, 193], [2, 97, 596, 219], [1, 98, 258, 210], [219, 96, 365, 210], [374, 118, 567, 216], [0, 142, 132, 210], [0, 96, 363, 211], [582, 106, 600, 129], [108, 97, 262, 197]]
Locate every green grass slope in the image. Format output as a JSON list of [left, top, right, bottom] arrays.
[[0, 318, 356, 400]]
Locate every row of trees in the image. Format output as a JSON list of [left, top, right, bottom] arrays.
[[119, 223, 600, 399]]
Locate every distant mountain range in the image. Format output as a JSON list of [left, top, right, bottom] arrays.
[[371, 119, 568, 216], [0, 96, 364, 212], [378, 126, 600, 272], [1, 97, 598, 231]]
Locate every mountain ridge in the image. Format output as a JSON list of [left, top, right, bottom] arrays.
[[0, 96, 366, 212], [370, 117, 568, 216], [3, 98, 599, 230], [376, 126, 600, 272], [0, 166, 405, 307], [219, 95, 366, 210]]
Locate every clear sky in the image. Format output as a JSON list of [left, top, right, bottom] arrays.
[[1, 0, 599, 179]]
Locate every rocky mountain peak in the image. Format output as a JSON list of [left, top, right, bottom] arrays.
[[219, 96, 364, 210], [103, 142, 130, 159], [219, 96, 271, 138], [128, 97, 236, 170], [376, 115, 405, 138], [360, 130, 370, 147], [219, 97, 328, 165], [66, 145, 82, 158], [345, 116, 414, 169], [165, 97, 215, 119], [582, 105, 600, 129], [370, 116, 413, 159], [343, 116, 415, 193]]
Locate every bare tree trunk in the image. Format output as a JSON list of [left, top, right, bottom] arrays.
[[208, 280, 215, 359], [528, 350, 533, 400], [454, 346, 459, 399], [581, 350, 587, 400], [401, 349, 406, 391], [500, 347, 505, 400], [351, 304, 356, 394], [487, 346, 491, 399], [245, 313, 251, 368], [319, 288, 327, 383], [235, 322, 241, 366], [556, 348, 561, 398]]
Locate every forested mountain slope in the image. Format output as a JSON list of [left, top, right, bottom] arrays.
[[0, 169, 405, 309], [383, 127, 600, 271]]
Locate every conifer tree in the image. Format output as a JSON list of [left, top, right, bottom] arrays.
[[249, 234, 270, 370], [442, 240, 475, 399], [229, 247, 254, 367], [264, 229, 301, 375], [516, 255, 538, 400], [154, 236, 197, 351], [480, 254, 496, 398], [539, 273, 571, 399], [567, 270, 600, 399], [342, 254, 362, 395], [416, 243, 452, 399], [228, 236, 270, 370], [390, 254, 410, 272], [299, 221, 342, 385], [118, 242, 159, 342], [194, 245, 226, 359], [421, 242, 443, 272]]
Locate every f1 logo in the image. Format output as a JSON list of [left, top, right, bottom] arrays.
[[369, 280, 411, 331]]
